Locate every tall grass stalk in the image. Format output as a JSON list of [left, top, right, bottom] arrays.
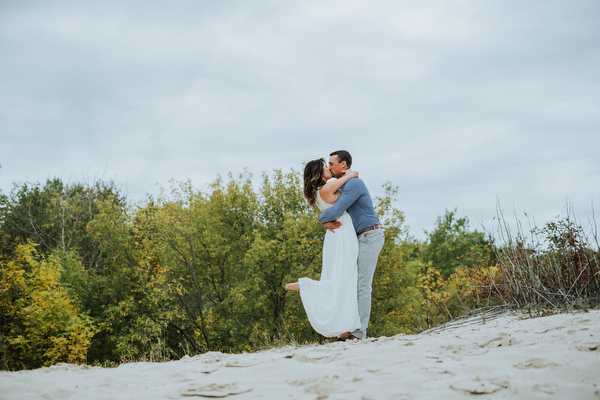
[[489, 202, 600, 311]]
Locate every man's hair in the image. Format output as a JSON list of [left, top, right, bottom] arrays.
[[330, 150, 352, 168]]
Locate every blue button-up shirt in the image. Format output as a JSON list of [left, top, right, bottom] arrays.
[[317, 178, 380, 234]]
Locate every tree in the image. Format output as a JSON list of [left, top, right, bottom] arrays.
[[0, 179, 125, 272], [421, 209, 493, 279], [84, 197, 172, 364], [145, 173, 259, 353]]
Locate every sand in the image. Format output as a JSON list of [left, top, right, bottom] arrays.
[[1, 310, 599, 399]]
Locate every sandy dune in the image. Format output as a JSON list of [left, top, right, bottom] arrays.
[[1, 310, 599, 399]]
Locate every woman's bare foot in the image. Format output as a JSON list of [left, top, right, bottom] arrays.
[[284, 282, 300, 291], [339, 331, 352, 341]]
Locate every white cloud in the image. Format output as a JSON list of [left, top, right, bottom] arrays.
[[1, 0, 599, 240]]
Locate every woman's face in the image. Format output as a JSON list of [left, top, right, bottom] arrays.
[[322, 162, 332, 182]]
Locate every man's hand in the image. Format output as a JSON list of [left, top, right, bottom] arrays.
[[322, 220, 342, 233]]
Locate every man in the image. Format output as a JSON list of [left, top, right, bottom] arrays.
[[317, 150, 385, 340]]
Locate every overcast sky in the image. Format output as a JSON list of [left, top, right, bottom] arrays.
[[1, 1, 599, 241]]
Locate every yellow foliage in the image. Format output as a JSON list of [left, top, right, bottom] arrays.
[[1, 242, 97, 369], [419, 260, 502, 330]]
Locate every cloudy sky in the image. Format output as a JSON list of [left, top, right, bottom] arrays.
[[1, 1, 599, 241]]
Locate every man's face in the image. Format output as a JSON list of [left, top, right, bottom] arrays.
[[328, 155, 346, 178]]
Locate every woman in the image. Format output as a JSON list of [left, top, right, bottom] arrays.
[[285, 158, 361, 340]]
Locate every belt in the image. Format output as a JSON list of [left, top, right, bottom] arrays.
[[357, 224, 380, 236]]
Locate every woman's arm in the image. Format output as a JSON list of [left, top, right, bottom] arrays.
[[319, 170, 359, 202], [318, 178, 364, 223]]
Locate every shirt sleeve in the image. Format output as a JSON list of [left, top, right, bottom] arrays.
[[317, 178, 363, 222]]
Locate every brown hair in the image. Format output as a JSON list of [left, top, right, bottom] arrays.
[[330, 150, 352, 168], [303, 158, 325, 207]]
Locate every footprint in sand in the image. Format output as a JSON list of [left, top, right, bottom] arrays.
[[290, 353, 340, 364], [40, 388, 76, 399], [576, 342, 600, 352], [480, 333, 522, 348], [450, 377, 509, 395], [196, 351, 230, 364], [533, 382, 559, 395], [442, 344, 462, 353], [180, 383, 252, 398], [45, 363, 97, 372], [514, 357, 558, 369], [287, 375, 361, 398], [225, 360, 257, 368], [440, 344, 464, 361]]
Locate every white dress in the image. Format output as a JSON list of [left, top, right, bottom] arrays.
[[298, 190, 361, 337]]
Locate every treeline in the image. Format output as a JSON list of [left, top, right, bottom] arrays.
[[1, 172, 598, 370]]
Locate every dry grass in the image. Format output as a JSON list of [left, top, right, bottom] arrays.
[[486, 203, 600, 311]]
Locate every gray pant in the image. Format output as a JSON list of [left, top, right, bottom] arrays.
[[352, 228, 385, 339]]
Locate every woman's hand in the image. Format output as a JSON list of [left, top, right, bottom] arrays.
[[344, 169, 359, 179]]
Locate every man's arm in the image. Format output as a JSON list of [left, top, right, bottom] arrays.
[[317, 178, 364, 223]]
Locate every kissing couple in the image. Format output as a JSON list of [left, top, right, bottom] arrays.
[[286, 150, 384, 341]]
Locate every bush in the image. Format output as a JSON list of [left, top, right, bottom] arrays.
[[490, 211, 600, 310], [0, 243, 96, 370]]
